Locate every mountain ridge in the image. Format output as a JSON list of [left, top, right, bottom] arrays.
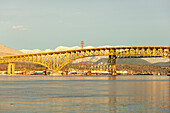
[[0, 44, 23, 56]]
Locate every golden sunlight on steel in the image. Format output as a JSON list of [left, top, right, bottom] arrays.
[[0, 46, 169, 72]]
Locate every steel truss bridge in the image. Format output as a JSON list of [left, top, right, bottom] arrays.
[[0, 46, 169, 75]]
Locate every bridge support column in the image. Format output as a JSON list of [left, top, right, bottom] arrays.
[[65, 71, 68, 75], [8, 63, 15, 75], [108, 55, 117, 76], [168, 57, 170, 76], [43, 70, 47, 75], [87, 70, 92, 76]]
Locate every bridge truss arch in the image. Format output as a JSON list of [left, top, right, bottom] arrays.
[[0, 46, 169, 72]]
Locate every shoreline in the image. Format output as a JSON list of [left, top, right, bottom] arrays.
[[0, 75, 169, 81]]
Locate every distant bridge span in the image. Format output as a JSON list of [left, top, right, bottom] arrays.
[[0, 46, 169, 75]]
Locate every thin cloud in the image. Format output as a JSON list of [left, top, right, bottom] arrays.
[[12, 25, 24, 29], [12, 25, 28, 30], [58, 20, 64, 23], [0, 21, 9, 24], [18, 28, 28, 31], [75, 12, 81, 15]]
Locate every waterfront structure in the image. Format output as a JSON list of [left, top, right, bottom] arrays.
[[0, 46, 169, 75]]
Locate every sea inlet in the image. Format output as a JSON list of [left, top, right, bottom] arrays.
[[0, 75, 169, 113]]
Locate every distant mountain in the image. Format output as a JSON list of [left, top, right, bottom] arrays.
[[92, 58, 169, 66], [20, 49, 42, 54], [141, 58, 169, 64], [54, 46, 81, 51], [20, 46, 95, 54], [92, 58, 151, 65], [117, 58, 152, 65], [153, 62, 169, 66], [0, 44, 23, 56]]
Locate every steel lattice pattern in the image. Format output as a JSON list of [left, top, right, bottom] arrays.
[[0, 46, 169, 72]]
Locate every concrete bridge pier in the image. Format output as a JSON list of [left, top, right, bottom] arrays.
[[8, 63, 15, 75], [65, 71, 68, 75], [87, 70, 92, 76], [108, 55, 117, 76], [168, 57, 170, 76]]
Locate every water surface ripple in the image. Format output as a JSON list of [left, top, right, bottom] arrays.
[[0, 75, 169, 113]]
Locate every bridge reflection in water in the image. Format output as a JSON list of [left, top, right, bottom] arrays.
[[0, 46, 169, 75], [0, 76, 169, 112]]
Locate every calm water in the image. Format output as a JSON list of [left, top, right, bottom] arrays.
[[0, 75, 169, 113]]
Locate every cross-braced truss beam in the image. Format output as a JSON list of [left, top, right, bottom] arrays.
[[0, 46, 169, 72]]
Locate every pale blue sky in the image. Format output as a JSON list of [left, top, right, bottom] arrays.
[[0, 0, 170, 50]]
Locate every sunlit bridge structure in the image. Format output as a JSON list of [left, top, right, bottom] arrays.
[[0, 46, 169, 75]]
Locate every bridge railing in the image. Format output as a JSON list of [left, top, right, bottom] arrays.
[[0, 46, 169, 72]]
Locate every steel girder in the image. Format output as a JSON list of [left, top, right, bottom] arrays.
[[0, 46, 169, 72]]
